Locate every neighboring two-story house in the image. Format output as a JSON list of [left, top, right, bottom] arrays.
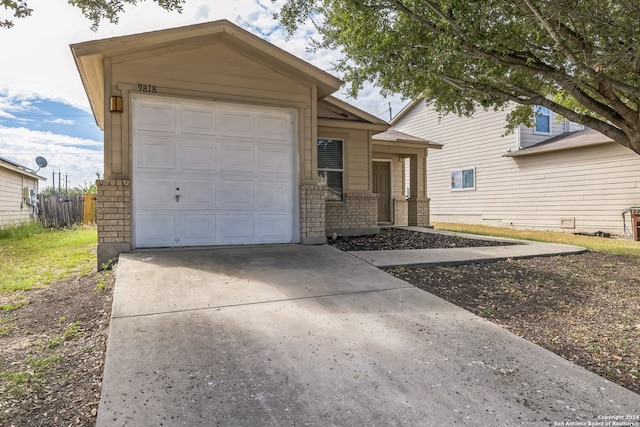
[[393, 99, 640, 236]]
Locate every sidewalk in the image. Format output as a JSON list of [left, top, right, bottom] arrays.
[[347, 226, 587, 267]]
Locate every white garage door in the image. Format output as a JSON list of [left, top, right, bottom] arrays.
[[132, 96, 297, 248]]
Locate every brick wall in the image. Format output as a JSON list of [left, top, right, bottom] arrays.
[[394, 198, 408, 226], [96, 180, 131, 244], [408, 198, 431, 227], [326, 192, 378, 233], [300, 184, 326, 243]]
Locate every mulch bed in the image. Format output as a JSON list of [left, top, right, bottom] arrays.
[[328, 227, 517, 251]]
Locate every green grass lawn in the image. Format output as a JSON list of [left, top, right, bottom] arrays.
[[0, 222, 97, 296], [433, 222, 640, 256]]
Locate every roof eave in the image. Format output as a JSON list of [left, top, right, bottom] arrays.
[[0, 161, 47, 181], [504, 138, 613, 157], [372, 139, 443, 150], [322, 96, 389, 126], [390, 97, 423, 125]]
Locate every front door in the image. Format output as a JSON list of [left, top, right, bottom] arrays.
[[372, 161, 391, 223]]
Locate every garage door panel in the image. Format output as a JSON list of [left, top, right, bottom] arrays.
[[221, 144, 255, 172], [180, 107, 216, 135], [258, 146, 291, 174], [220, 111, 254, 139], [258, 114, 291, 141], [135, 139, 175, 171], [137, 103, 176, 133], [255, 215, 292, 242], [219, 214, 254, 242], [218, 179, 254, 208], [136, 214, 175, 247], [256, 181, 291, 208], [136, 176, 175, 208], [181, 142, 217, 172], [178, 177, 215, 209], [178, 215, 216, 245]]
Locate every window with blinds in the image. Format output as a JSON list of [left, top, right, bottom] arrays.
[[317, 138, 344, 201]]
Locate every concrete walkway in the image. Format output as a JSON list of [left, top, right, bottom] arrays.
[[97, 238, 639, 426], [348, 227, 587, 267]]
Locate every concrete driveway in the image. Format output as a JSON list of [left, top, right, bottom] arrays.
[[97, 245, 639, 426]]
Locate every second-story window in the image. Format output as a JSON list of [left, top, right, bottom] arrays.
[[534, 106, 551, 134]]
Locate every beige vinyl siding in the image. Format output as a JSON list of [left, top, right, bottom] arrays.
[[108, 43, 314, 181], [0, 166, 38, 226], [394, 102, 640, 235]]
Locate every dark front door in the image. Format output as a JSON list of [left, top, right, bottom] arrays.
[[373, 161, 391, 222]]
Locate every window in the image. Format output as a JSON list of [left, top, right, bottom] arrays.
[[450, 168, 475, 190], [317, 138, 343, 201], [534, 105, 551, 134]]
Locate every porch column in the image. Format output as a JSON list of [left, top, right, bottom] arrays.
[[407, 154, 431, 227]]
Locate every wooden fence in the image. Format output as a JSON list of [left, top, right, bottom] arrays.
[[83, 193, 97, 224], [38, 194, 97, 228]]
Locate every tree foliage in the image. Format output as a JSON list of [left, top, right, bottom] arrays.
[[278, 0, 640, 154], [1, 0, 183, 30], [1, 0, 31, 28]]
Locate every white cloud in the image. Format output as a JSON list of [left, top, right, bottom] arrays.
[[0, 125, 102, 188], [47, 118, 76, 125]]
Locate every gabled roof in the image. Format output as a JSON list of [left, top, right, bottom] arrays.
[[318, 96, 388, 125], [0, 156, 47, 180], [71, 20, 344, 129], [317, 96, 389, 130], [505, 128, 613, 157], [390, 98, 423, 125], [372, 129, 442, 149]]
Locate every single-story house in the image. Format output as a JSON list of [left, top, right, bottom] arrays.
[[392, 99, 640, 236], [71, 20, 441, 266], [0, 156, 46, 227]]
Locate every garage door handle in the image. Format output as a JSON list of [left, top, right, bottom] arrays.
[[175, 195, 181, 202]]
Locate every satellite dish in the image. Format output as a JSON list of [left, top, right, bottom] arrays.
[[35, 156, 47, 172]]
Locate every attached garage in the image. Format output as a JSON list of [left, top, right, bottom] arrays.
[[132, 96, 297, 247], [71, 20, 439, 267]]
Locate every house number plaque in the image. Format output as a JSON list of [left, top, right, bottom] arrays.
[[137, 84, 157, 93]]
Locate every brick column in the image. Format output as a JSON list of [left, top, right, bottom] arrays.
[[394, 198, 408, 226], [300, 184, 326, 244], [96, 179, 131, 269], [407, 198, 431, 227]]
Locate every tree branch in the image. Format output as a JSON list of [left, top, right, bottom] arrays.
[[521, 0, 640, 101]]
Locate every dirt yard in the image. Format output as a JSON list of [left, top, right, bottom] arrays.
[[1, 228, 638, 426], [0, 271, 115, 427]]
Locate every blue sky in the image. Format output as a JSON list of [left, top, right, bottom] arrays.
[[0, 0, 406, 189]]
